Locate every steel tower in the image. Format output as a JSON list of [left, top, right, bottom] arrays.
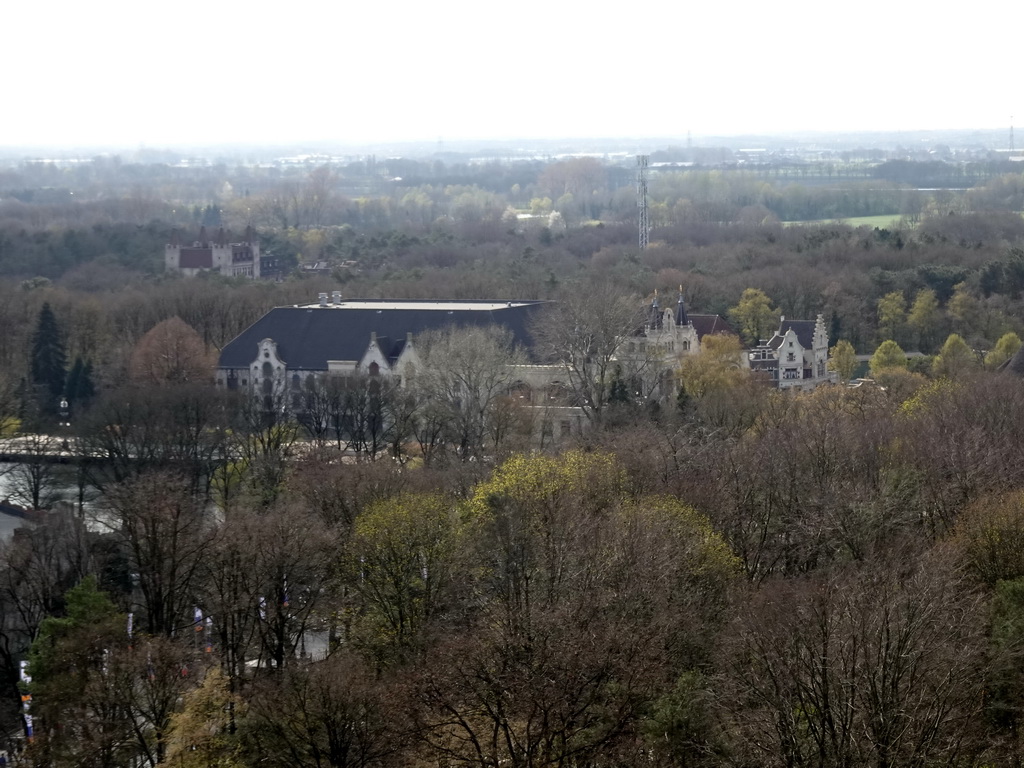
[[637, 154, 649, 250]]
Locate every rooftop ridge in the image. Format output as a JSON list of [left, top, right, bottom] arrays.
[[288, 299, 548, 310]]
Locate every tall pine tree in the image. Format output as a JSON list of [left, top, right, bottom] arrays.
[[30, 303, 67, 411], [65, 357, 96, 408]]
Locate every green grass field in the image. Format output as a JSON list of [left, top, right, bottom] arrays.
[[784, 214, 906, 228]]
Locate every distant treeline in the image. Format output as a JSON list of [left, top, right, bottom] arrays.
[[4, 155, 1024, 237]]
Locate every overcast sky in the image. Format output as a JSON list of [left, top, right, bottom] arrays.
[[4, 0, 1020, 149]]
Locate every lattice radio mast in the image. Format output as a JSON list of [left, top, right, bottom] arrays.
[[637, 154, 649, 250]]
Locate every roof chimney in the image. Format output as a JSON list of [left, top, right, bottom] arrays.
[[318, 292, 328, 307], [331, 290, 342, 304]]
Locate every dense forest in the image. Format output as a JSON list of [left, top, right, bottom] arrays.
[[4, 151, 1024, 767]]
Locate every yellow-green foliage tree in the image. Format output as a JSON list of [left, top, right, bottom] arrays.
[[0, 372, 21, 435], [948, 281, 979, 336], [678, 333, 767, 432], [985, 331, 1022, 369], [163, 668, 245, 768], [829, 339, 858, 381], [953, 490, 1024, 586], [728, 288, 779, 346], [417, 450, 738, 768], [932, 333, 977, 378], [876, 291, 907, 345], [349, 492, 464, 658], [529, 196, 553, 216], [466, 449, 624, 522], [869, 340, 908, 377], [678, 334, 747, 399], [869, 340, 926, 398], [908, 288, 942, 353]]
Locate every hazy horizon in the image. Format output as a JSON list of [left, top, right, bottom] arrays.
[[6, 0, 1021, 150], [1, 127, 1017, 162]]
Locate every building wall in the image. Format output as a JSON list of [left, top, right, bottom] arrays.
[[165, 237, 260, 278]]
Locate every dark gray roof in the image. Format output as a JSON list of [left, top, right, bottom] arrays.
[[780, 319, 816, 349], [690, 314, 734, 340], [219, 300, 549, 370], [0, 501, 31, 542], [1002, 345, 1024, 376]]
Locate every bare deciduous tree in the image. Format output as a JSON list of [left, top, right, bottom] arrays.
[[531, 284, 646, 426], [721, 550, 987, 768], [102, 471, 212, 637], [414, 325, 526, 461], [128, 316, 213, 386], [244, 651, 408, 768]]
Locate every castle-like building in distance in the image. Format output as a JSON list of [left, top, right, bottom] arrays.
[[165, 226, 260, 278]]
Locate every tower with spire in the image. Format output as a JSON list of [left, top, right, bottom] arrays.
[[642, 286, 702, 359]]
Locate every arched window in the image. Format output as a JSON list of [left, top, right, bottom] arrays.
[[368, 361, 380, 376], [509, 381, 533, 402], [546, 382, 570, 405]]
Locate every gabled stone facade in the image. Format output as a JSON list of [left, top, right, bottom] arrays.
[[748, 314, 836, 390]]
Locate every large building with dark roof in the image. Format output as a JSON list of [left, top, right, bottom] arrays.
[[748, 314, 836, 389], [219, 291, 744, 441], [218, 294, 546, 381], [219, 294, 544, 378], [218, 290, 740, 395], [217, 292, 813, 442], [217, 294, 556, 414]]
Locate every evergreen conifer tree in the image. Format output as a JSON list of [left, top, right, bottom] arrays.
[[78, 361, 95, 402], [30, 303, 67, 412], [64, 357, 82, 402], [64, 357, 95, 406]]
